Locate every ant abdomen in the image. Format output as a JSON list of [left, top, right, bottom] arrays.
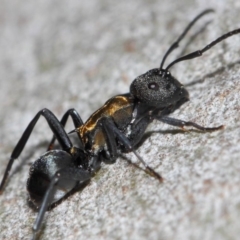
[[27, 150, 78, 207]]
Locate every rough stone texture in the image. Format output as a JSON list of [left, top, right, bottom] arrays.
[[0, 1, 240, 240]]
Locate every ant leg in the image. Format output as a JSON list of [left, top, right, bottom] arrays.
[[0, 108, 73, 193], [99, 119, 119, 164], [32, 167, 91, 240], [158, 116, 224, 131], [47, 108, 84, 151], [100, 118, 163, 182]]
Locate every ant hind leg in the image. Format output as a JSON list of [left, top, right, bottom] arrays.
[[0, 108, 73, 193], [32, 165, 91, 240]]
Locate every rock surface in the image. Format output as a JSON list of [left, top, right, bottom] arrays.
[[0, 1, 240, 240]]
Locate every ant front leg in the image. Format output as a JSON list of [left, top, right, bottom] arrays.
[[0, 108, 73, 193], [100, 118, 163, 182], [47, 108, 84, 151], [158, 116, 224, 132]]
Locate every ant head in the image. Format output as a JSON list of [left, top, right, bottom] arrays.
[[130, 68, 189, 107], [130, 9, 240, 108]]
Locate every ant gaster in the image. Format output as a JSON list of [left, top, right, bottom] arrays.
[[1, 9, 240, 239]]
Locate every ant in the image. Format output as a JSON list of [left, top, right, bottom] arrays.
[[0, 9, 240, 240]]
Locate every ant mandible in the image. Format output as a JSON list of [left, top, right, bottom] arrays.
[[0, 9, 239, 239]]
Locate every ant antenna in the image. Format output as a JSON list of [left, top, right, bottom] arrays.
[[160, 9, 214, 70], [166, 28, 240, 70]]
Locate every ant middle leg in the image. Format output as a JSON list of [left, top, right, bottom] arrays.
[[100, 118, 163, 182]]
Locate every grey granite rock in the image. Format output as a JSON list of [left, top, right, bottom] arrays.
[[0, 1, 240, 240]]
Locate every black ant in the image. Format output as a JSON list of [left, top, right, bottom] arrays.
[[0, 9, 240, 239]]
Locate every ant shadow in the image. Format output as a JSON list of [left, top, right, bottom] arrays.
[[135, 127, 212, 150], [120, 127, 212, 175], [166, 16, 240, 88], [185, 60, 240, 88]]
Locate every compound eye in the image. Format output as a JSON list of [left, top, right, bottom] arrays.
[[148, 82, 159, 91]]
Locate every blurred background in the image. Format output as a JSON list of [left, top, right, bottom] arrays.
[[0, 0, 240, 239]]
